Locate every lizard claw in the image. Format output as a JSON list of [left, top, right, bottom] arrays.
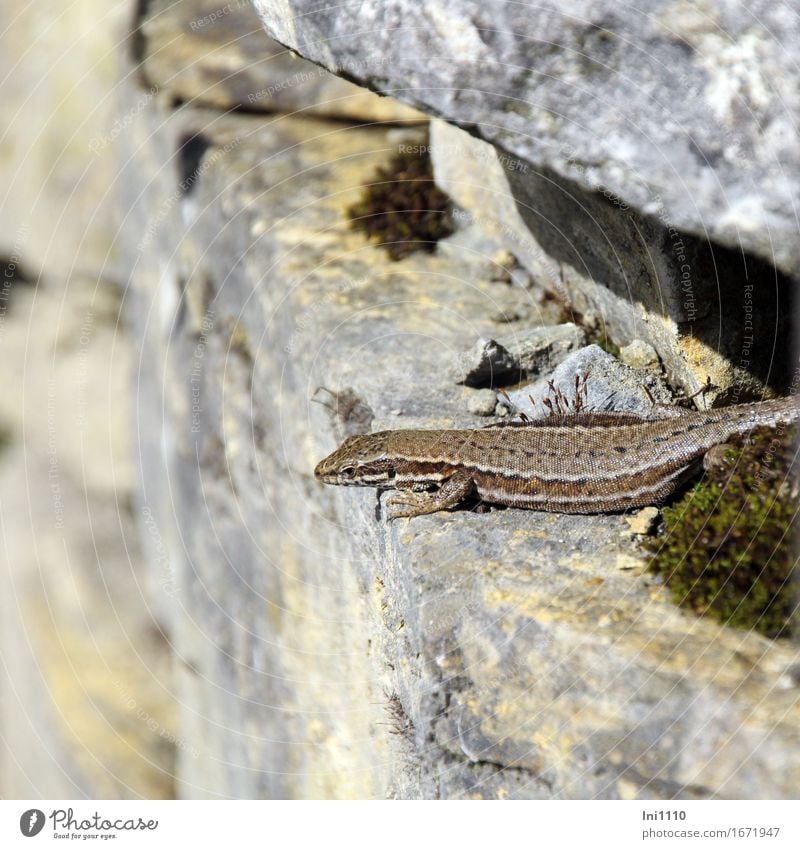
[[385, 494, 422, 521], [384, 472, 475, 520]]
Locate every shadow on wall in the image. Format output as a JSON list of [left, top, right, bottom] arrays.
[[507, 163, 796, 400]]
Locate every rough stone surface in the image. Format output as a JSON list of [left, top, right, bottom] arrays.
[[620, 340, 661, 370], [431, 119, 794, 403], [451, 338, 519, 388], [252, 0, 800, 279], [0, 0, 131, 283], [452, 325, 585, 387], [510, 324, 587, 375], [466, 389, 499, 417], [121, 90, 800, 798], [0, 280, 176, 799], [504, 345, 675, 419], [7, 0, 795, 803], [138, 0, 424, 122]]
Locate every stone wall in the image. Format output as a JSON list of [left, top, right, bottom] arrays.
[[0, 0, 177, 799], [253, 0, 799, 403], [3, 0, 798, 801], [119, 0, 799, 798]]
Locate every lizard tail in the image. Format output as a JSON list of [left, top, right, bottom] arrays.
[[733, 395, 800, 431]]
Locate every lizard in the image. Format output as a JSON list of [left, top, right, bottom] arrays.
[[314, 396, 800, 520]]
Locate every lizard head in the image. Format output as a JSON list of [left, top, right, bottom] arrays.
[[314, 432, 395, 486]]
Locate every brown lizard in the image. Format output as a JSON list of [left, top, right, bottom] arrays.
[[314, 397, 799, 520]]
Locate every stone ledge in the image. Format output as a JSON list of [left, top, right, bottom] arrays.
[[252, 0, 800, 279], [251, 1, 798, 403], [122, 95, 800, 798], [138, 0, 425, 122]]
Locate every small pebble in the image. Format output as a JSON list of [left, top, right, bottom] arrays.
[[509, 267, 533, 288], [624, 506, 660, 535], [581, 310, 600, 331], [620, 339, 660, 369], [467, 389, 500, 416], [451, 337, 517, 386], [490, 307, 526, 323], [488, 250, 516, 283]]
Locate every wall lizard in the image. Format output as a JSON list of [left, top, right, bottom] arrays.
[[314, 396, 799, 519]]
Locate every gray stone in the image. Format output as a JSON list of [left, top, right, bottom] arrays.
[[452, 325, 585, 387], [450, 338, 518, 387], [252, 0, 800, 279], [620, 340, 661, 370], [487, 251, 516, 284], [465, 389, 499, 417], [503, 345, 674, 419], [431, 120, 792, 403], [122, 90, 800, 798], [509, 266, 533, 289], [509, 324, 587, 375], [138, 0, 424, 121], [251, 3, 798, 406]]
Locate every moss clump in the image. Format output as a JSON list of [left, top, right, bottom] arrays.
[[645, 424, 799, 638], [347, 148, 454, 260]]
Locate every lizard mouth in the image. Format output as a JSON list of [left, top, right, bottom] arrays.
[[314, 465, 341, 484], [314, 458, 356, 484]]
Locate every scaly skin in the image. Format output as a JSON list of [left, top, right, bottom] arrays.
[[314, 397, 800, 518]]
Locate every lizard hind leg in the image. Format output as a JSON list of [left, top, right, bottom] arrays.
[[386, 471, 475, 521]]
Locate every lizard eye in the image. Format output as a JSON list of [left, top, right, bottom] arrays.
[[340, 466, 356, 479]]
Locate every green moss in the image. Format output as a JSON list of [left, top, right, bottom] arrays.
[[592, 331, 621, 359], [645, 424, 799, 639], [347, 147, 454, 261]]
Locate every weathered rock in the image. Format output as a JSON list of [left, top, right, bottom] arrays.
[[504, 345, 674, 419], [451, 338, 518, 387], [465, 389, 499, 417], [251, 3, 799, 406], [431, 119, 793, 403], [138, 0, 424, 122], [252, 0, 800, 280], [510, 324, 587, 374], [620, 340, 661, 370], [452, 325, 585, 387], [122, 91, 800, 799]]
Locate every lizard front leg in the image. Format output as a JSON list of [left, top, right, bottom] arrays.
[[386, 471, 475, 521]]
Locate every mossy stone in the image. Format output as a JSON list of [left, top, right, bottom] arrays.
[[645, 425, 799, 639]]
